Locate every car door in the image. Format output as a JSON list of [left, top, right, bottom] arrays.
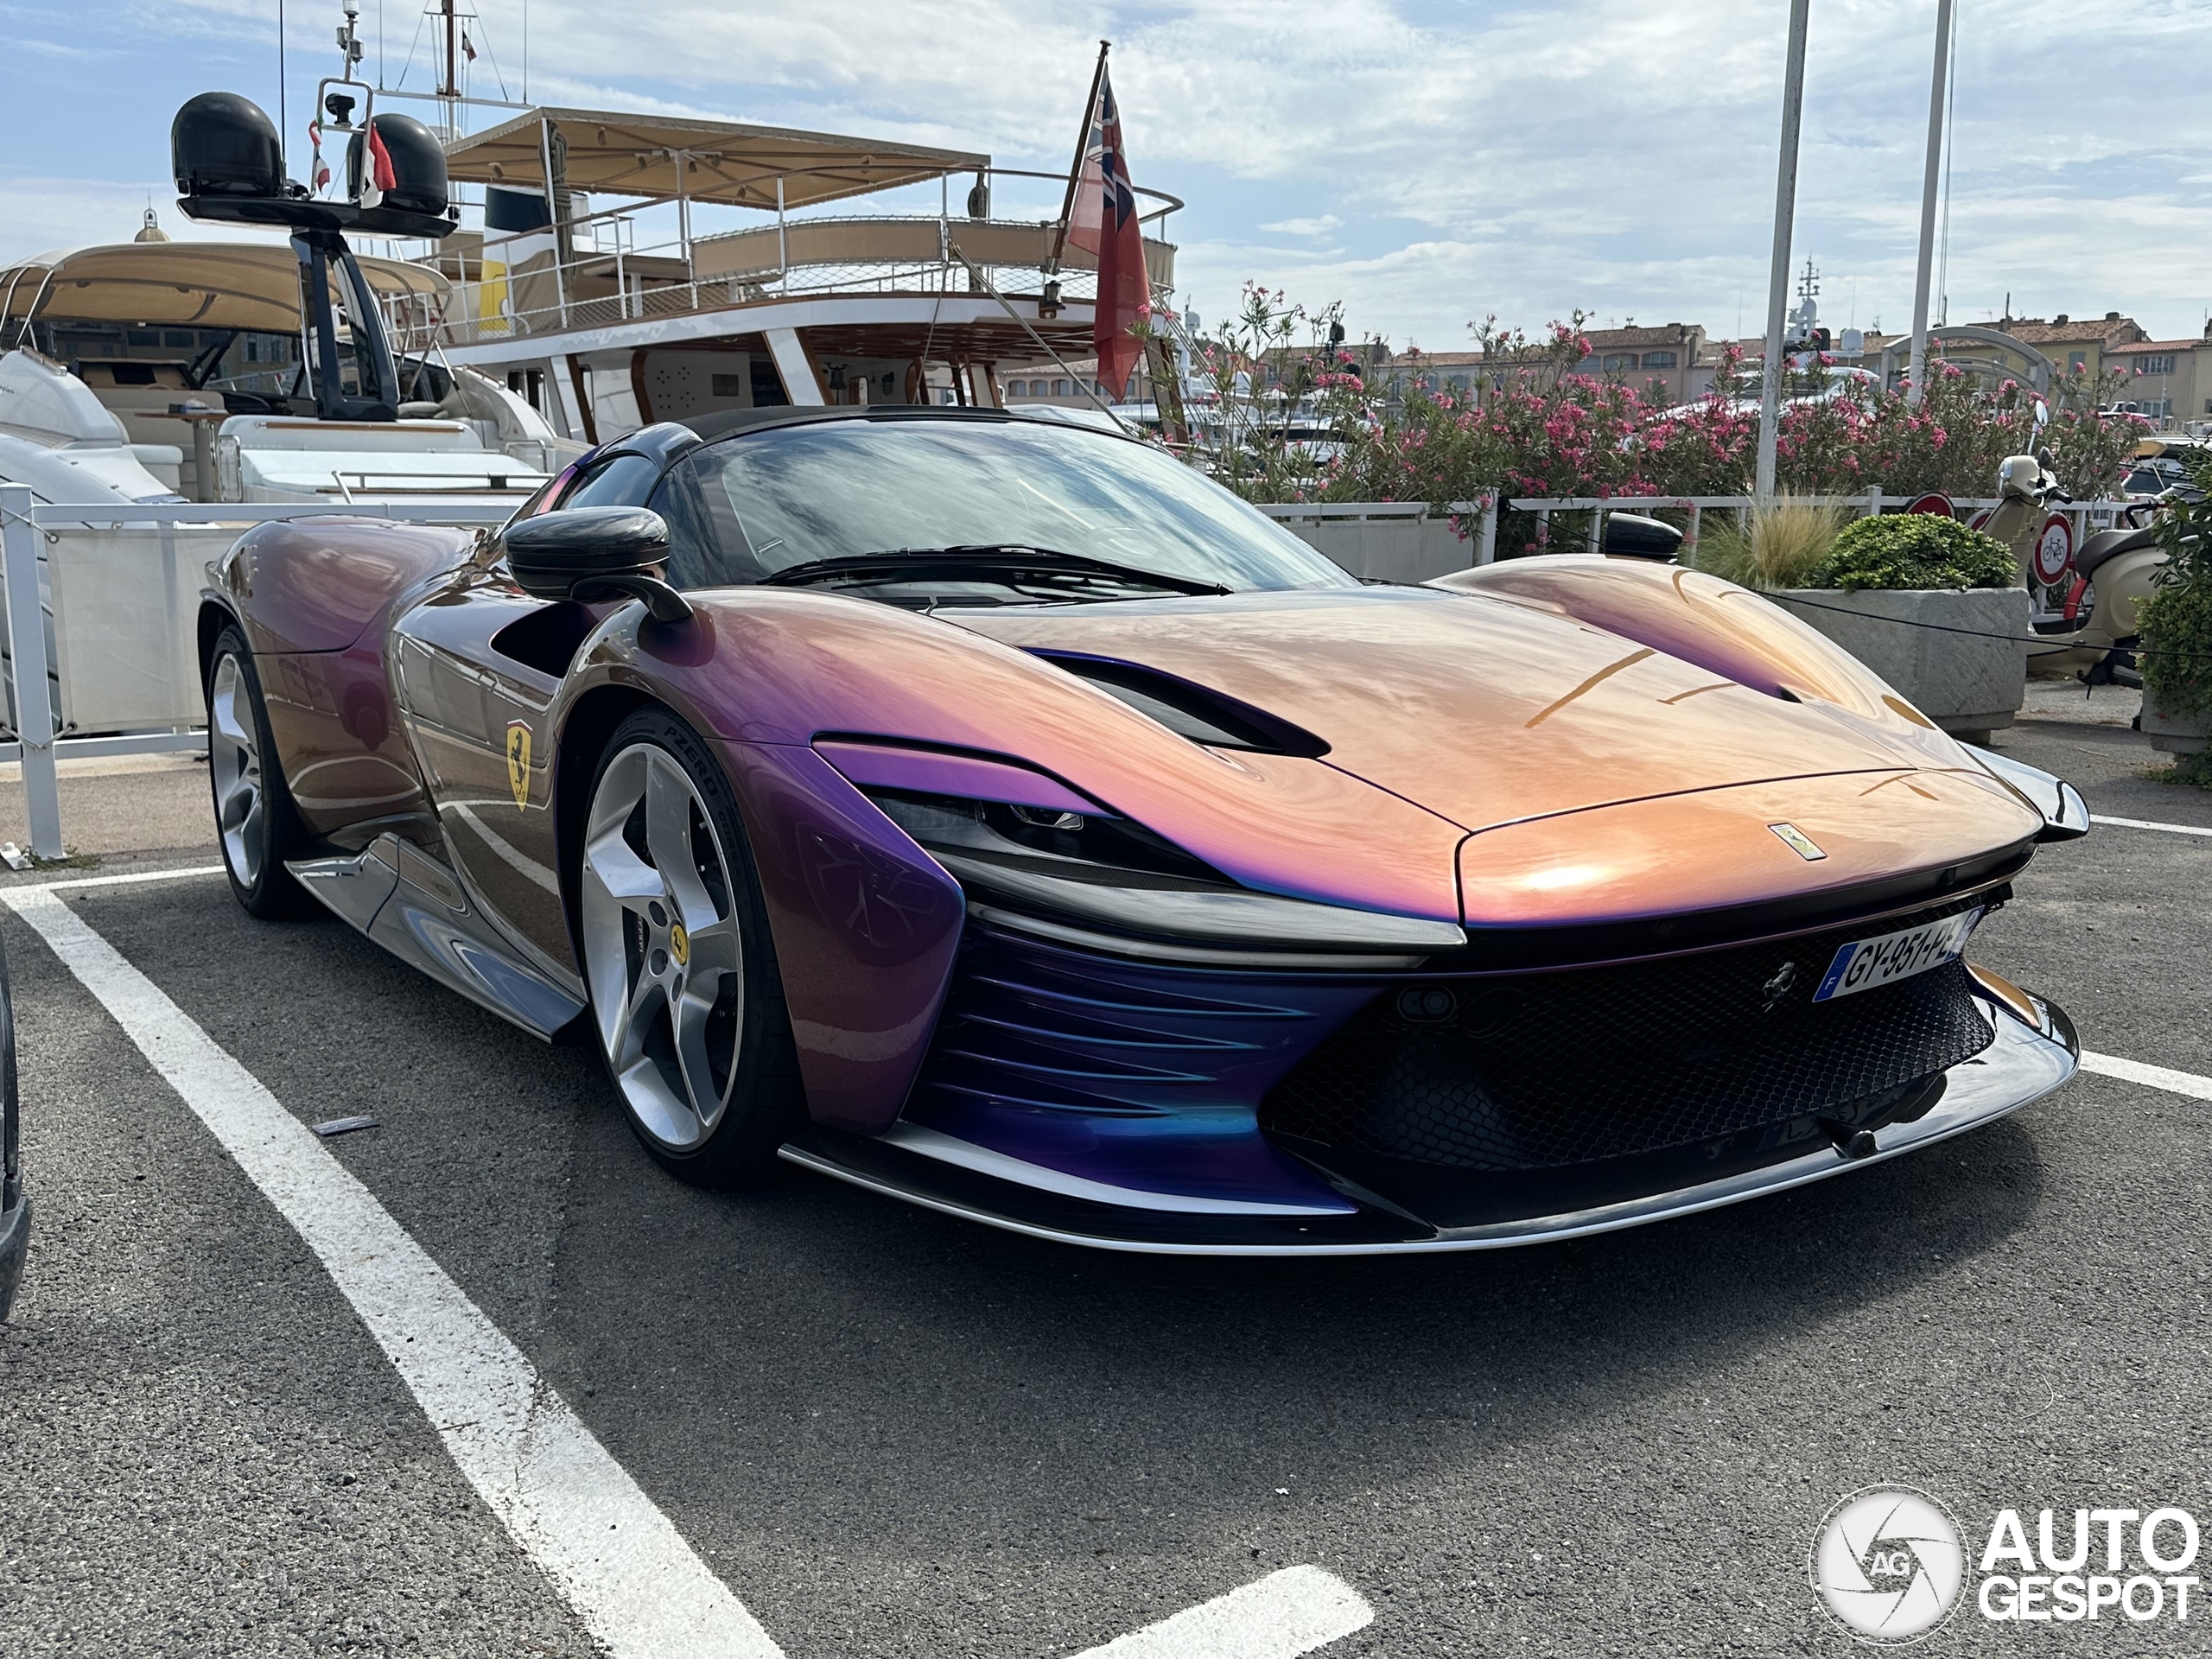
[[390, 570, 578, 978], [389, 447, 671, 979]]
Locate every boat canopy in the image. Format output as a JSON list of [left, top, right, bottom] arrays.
[[442, 106, 990, 211], [0, 241, 451, 333]]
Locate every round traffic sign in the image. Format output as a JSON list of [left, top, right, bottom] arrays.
[[2032, 513, 2075, 586]]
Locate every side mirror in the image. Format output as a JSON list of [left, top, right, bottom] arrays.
[[2033, 398, 2050, 429], [503, 507, 692, 623], [1600, 512, 1685, 563]]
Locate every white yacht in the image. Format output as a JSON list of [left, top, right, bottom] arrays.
[[0, 228, 577, 505], [404, 106, 1179, 441]]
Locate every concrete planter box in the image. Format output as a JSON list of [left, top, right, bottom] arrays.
[[1261, 506, 1477, 584], [2141, 698, 2209, 756], [1772, 587, 2029, 744]]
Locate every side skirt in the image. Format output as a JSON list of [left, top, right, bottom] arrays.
[[289, 836, 585, 1040]]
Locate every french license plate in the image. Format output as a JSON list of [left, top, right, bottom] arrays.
[[1811, 907, 1984, 1003]]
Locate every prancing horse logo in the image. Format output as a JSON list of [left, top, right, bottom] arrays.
[[505, 721, 531, 810], [1762, 961, 1799, 1012]]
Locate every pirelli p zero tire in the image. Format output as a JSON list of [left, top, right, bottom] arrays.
[[577, 707, 804, 1185], [206, 626, 315, 918]]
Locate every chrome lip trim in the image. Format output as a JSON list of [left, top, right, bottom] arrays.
[[879, 1122, 1357, 1217], [964, 904, 1433, 972], [780, 988, 2077, 1255]]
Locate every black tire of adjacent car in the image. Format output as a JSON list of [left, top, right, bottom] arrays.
[[207, 626, 317, 918], [588, 707, 804, 1185]]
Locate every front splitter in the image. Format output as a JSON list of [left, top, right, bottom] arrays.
[[779, 986, 2078, 1256]]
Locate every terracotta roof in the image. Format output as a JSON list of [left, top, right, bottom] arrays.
[[2107, 340, 2197, 355], [1581, 323, 1701, 350], [1977, 315, 2145, 346]]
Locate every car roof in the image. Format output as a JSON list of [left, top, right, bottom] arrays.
[[677, 403, 1142, 447]]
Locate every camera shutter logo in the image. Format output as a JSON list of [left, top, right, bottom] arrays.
[[1810, 1486, 1966, 1643]]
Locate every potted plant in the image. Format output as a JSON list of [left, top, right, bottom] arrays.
[[2139, 457, 2212, 783], [1770, 512, 2026, 745]]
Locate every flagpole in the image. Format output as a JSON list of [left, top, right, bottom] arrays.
[[1046, 40, 1110, 272]]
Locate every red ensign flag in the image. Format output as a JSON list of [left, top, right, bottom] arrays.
[[1065, 69, 1149, 402]]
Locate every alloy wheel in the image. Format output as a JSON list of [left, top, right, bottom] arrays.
[[208, 653, 265, 887], [580, 743, 746, 1152]]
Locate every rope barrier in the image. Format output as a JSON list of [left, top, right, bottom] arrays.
[[1766, 589, 2212, 663]]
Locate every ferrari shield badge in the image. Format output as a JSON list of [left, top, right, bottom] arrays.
[[505, 721, 532, 810], [1767, 822, 1825, 861]]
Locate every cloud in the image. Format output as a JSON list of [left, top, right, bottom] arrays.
[[1259, 216, 1342, 238], [10, 0, 2212, 345]]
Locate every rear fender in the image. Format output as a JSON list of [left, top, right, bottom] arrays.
[[1432, 556, 1968, 770], [209, 518, 474, 842]]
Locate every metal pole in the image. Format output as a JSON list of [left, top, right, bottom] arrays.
[[538, 118, 569, 326], [676, 151, 693, 287], [1, 486, 61, 860], [776, 176, 787, 295], [1906, 0, 1955, 409], [277, 0, 288, 175], [1755, 0, 1812, 505], [1047, 41, 1110, 272]]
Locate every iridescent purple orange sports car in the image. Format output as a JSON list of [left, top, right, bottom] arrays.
[[200, 406, 2087, 1253]]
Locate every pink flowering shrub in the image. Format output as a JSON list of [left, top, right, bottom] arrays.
[[1195, 296, 2141, 552]]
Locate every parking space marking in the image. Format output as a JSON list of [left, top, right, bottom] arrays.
[[1071, 1566, 1374, 1659], [2092, 814, 2212, 838], [7, 862, 225, 893], [0, 886, 786, 1659], [2082, 1052, 2212, 1102]]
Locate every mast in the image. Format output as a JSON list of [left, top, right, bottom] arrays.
[[439, 0, 459, 138], [1046, 41, 1109, 273]]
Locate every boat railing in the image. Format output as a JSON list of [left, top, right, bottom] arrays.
[[383, 162, 1177, 351]]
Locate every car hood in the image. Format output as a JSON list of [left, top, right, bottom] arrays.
[[952, 585, 1974, 835]]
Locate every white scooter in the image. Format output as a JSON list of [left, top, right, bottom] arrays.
[[1982, 435, 2168, 684]]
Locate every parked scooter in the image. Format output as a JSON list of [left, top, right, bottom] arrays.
[[1982, 412, 2169, 683]]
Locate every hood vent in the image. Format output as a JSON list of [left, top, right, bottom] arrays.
[[1032, 650, 1331, 758]]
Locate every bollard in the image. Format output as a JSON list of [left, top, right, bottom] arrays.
[[0, 486, 62, 861]]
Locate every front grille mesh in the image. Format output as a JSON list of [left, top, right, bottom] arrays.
[[1261, 899, 1996, 1172]]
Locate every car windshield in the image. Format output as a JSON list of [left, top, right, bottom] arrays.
[[652, 416, 1352, 594]]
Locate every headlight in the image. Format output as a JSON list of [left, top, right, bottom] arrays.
[[814, 739, 1465, 960]]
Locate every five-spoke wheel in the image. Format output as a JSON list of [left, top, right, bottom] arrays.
[[206, 626, 311, 917], [579, 709, 799, 1180]]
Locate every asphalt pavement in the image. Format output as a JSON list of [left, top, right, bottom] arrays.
[[1, 700, 2208, 1656]]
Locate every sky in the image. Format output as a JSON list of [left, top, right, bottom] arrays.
[[6, 0, 2212, 352]]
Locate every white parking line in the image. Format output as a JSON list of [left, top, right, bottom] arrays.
[[1070, 1566, 1374, 1659], [0, 886, 785, 1659], [2093, 814, 2212, 838], [2082, 1052, 2212, 1102], [6, 862, 226, 892]]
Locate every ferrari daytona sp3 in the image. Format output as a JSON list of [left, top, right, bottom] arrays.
[[200, 406, 2085, 1254]]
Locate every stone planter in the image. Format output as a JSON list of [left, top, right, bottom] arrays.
[[1772, 587, 2030, 745], [2141, 698, 2209, 756]]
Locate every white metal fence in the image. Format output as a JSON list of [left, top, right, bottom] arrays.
[[1266, 491, 2128, 575], [0, 486, 512, 861]]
